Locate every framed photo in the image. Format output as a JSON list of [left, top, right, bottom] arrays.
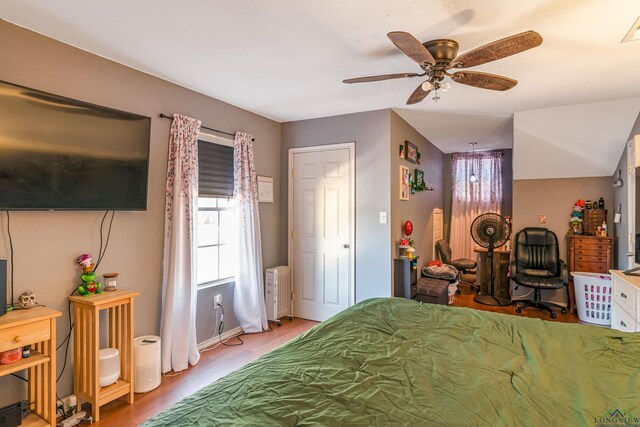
[[400, 166, 410, 200], [404, 140, 418, 163], [414, 169, 425, 192]]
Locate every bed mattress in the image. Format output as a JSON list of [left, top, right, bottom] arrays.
[[143, 298, 640, 426]]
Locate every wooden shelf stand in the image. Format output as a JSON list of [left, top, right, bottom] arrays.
[[69, 289, 139, 422], [0, 306, 61, 426]]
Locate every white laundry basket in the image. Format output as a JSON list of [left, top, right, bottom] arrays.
[[571, 272, 612, 326], [134, 335, 161, 393]]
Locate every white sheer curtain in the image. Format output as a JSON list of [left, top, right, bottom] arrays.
[[160, 114, 201, 373], [450, 151, 503, 260], [233, 132, 268, 333]]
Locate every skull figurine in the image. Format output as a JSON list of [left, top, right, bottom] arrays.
[[18, 291, 37, 309]]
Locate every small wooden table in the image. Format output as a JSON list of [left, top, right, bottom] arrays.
[[474, 247, 511, 300], [0, 306, 61, 426], [69, 289, 139, 422]]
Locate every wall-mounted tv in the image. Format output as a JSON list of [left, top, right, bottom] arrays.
[[0, 80, 150, 210]]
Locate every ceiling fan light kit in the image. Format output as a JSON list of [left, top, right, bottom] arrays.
[[343, 30, 543, 105]]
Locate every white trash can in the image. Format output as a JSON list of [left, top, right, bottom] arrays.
[[571, 272, 612, 326], [134, 335, 161, 393]]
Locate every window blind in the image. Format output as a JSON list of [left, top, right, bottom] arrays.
[[198, 140, 234, 197]]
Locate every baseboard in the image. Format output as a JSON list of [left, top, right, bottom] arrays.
[[197, 326, 243, 351]]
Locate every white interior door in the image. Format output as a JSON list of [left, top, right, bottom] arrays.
[[289, 144, 354, 321]]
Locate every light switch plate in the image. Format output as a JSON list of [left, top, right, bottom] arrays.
[[379, 211, 387, 224]]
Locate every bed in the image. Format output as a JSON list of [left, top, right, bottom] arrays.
[[142, 298, 640, 426]]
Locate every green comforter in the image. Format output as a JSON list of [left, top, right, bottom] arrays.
[[143, 298, 640, 426]]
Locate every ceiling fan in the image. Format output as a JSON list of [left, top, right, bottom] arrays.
[[343, 30, 543, 104]]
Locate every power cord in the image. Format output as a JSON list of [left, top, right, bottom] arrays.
[[94, 211, 115, 272], [217, 304, 244, 347], [5, 211, 15, 310]]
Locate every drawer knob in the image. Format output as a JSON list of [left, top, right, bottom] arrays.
[[621, 320, 627, 328], [621, 292, 627, 299], [14, 335, 24, 342]]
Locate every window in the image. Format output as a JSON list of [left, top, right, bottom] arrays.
[[197, 197, 235, 287], [196, 137, 235, 288]]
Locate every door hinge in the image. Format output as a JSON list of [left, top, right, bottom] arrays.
[[291, 230, 294, 239], [291, 169, 294, 177], [629, 163, 633, 174]]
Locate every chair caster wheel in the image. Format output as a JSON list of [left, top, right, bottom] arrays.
[[550, 312, 557, 319], [456, 289, 461, 294], [561, 308, 567, 314], [515, 308, 521, 314]]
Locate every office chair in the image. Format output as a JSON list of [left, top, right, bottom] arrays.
[[511, 227, 569, 318], [436, 239, 478, 292]]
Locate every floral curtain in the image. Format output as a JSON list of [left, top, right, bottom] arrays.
[[160, 114, 201, 373], [233, 132, 268, 333], [450, 151, 503, 260]]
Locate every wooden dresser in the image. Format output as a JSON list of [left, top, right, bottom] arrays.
[[566, 235, 614, 313], [610, 270, 639, 333]]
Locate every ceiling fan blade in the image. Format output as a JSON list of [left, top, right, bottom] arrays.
[[342, 72, 421, 84], [451, 71, 517, 91], [450, 31, 543, 69], [406, 84, 431, 105], [387, 31, 436, 66]]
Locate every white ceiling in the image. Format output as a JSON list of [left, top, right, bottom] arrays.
[[2, 0, 640, 156], [514, 97, 640, 179]]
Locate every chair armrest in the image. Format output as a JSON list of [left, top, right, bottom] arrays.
[[559, 259, 569, 285]]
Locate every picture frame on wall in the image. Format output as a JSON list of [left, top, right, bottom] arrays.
[[400, 165, 410, 200], [405, 140, 418, 163]]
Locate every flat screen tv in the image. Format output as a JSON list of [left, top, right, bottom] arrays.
[[0, 80, 150, 210]]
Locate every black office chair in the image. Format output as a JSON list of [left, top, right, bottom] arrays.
[[436, 239, 478, 292], [511, 227, 569, 318]]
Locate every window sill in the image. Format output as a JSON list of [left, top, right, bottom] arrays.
[[197, 278, 235, 291]]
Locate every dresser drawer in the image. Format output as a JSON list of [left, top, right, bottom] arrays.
[[0, 319, 50, 352], [612, 276, 637, 317], [574, 248, 608, 257], [575, 261, 608, 273], [574, 242, 608, 251], [574, 254, 607, 263], [611, 303, 636, 332]]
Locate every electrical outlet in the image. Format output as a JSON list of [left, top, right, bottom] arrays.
[[214, 294, 222, 306]]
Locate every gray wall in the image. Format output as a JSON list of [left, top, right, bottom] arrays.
[[281, 110, 392, 302], [390, 111, 444, 268], [613, 111, 640, 269], [0, 20, 282, 396], [443, 149, 513, 241]]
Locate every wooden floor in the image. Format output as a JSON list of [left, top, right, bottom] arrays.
[[92, 288, 581, 426], [452, 283, 581, 323], [92, 318, 318, 427]]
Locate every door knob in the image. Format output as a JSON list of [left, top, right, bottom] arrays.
[[343, 243, 351, 249]]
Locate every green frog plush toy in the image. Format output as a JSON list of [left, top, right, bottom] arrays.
[[76, 254, 102, 296]]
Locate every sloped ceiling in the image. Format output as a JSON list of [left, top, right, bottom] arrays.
[[514, 97, 640, 179], [1, 1, 640, 174]]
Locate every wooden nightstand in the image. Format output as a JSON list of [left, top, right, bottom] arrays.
[[69, 290, 139, 422], [0, 306, 61, 426]]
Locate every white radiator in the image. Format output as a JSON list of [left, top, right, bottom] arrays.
[[265, 266, 291, 324]]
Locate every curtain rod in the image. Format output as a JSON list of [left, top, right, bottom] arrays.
[[159, 113, 254, 141]]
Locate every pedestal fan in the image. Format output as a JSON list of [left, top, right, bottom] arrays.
[[471, 213, 511, 306]]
